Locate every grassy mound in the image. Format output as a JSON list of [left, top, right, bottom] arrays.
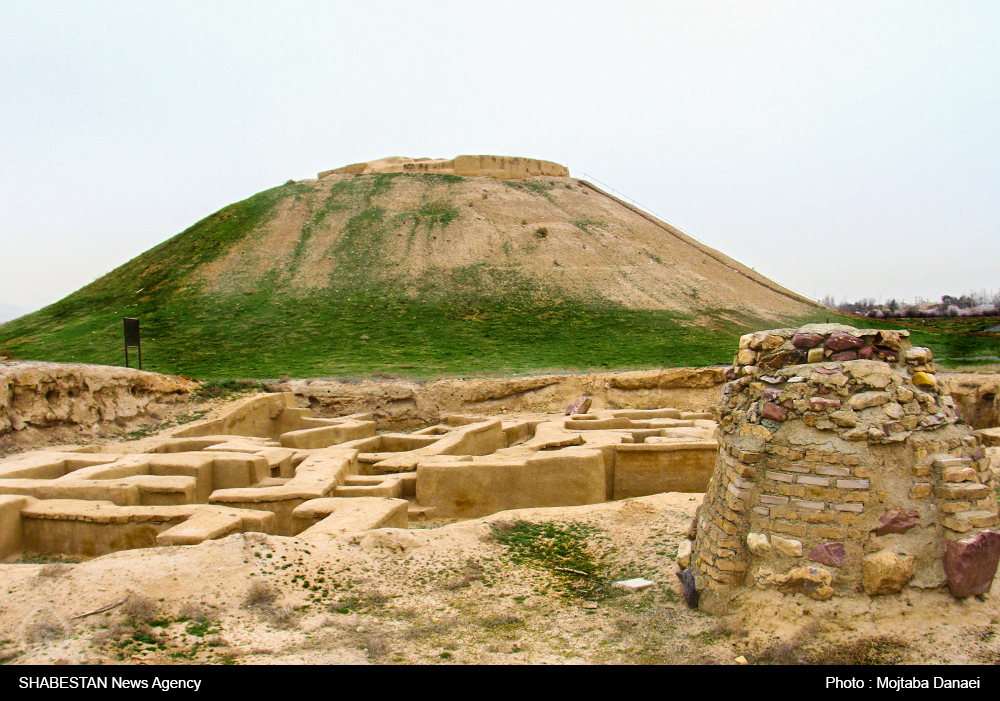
[[2, 175, 997, 379]]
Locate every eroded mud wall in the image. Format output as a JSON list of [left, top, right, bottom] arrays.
[[282, 367, 728, 430]]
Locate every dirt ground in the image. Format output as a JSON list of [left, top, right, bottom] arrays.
[[3, 392, 1000, 667]]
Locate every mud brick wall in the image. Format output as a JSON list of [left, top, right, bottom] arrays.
[[688, 324, 999, 611]]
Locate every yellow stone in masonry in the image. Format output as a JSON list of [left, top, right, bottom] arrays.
[[912, 371, 936, 388]]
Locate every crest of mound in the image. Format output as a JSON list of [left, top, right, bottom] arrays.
[[0, 155, 824, 377], [318, 155, 570, 179], [186, 156, 815, 316]]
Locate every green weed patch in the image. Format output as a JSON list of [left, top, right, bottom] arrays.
[[490, 520, 630, 601]]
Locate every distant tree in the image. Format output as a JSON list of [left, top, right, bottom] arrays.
[[970, 289, 992, 306], [828, 292, 998, 318]]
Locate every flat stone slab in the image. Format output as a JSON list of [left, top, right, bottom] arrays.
[[295, 497, 409, 541], [613, 578, 655, 591]]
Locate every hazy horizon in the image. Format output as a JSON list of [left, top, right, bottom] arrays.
[[2, 1, 997, 315]]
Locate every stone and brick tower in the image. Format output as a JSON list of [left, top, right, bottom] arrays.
[[684, 324, 1000, 612]]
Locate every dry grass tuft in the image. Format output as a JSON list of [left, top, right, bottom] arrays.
[[243, 580, 278, 608], [359, 634, 390, 659], [444, 560, 486, 590], [444, 570, 484, 590], [37, 563, 70, 578], [179, 602, 216, 622], [121, 594, 159, 624], [266, 604, 299, 630], [480, 613, 522, 628], [404, 617, 459, 639], [811, 635, 909, 665], [241, 579, 295, 628], [22, 610, 68, 644], [23, 620, 66, 644], [362, 591, 390, 607]]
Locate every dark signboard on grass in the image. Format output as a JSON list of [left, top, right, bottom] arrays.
[[124, 317, 141, 370]]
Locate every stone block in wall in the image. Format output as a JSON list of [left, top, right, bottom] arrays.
[[943, 530, 1000, 598], [770, 483, 806, 498], [800, 511, 837, 524], [834, 502, 864, 513], [808, 542, 847, 568], [716, 559, 748, 573], [862, 550, 914, 595], [872, 511, 921, 537], [772, 520, 808, 538], [766, 566, 834, 600], [806, 486, 846, 501], [942, 516, 974, 533], [811, 525, 848, 540], [935, 483, 989, 500], [771, 535, 802, 557], [940, 501, 975, 514], [816, 466, 851, 477], [747, 533, 770, 554], [676, 540, 692, 568], [934, 455, 973, 469], [709, 515, 737, 536], [770, 505, 798, 520]]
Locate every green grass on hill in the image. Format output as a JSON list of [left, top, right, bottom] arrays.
[[2, 174, 997, 380], [877, 315, 1000, 334], [4, 294, 997, 379], [0, 289, 760, 378]]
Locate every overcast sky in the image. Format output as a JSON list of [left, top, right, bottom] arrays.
[[2, 0, 997, 317]]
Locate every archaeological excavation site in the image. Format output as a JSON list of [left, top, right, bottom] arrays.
[[0, 373, 718, 558], [2, 322, 1000, 664], [3, 156, 1000, 665]]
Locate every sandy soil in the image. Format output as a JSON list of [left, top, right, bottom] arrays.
[[5, 490, 1000, 667], [3, 394, 1000, 667]]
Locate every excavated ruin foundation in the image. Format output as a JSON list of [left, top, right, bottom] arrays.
[[0, 392, 717, 560], [685, 324, 1000, 613]]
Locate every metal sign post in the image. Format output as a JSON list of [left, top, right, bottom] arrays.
[[124, 317, 141, 370]]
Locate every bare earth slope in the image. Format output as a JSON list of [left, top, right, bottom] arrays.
[[197, 174, 816, 318]]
